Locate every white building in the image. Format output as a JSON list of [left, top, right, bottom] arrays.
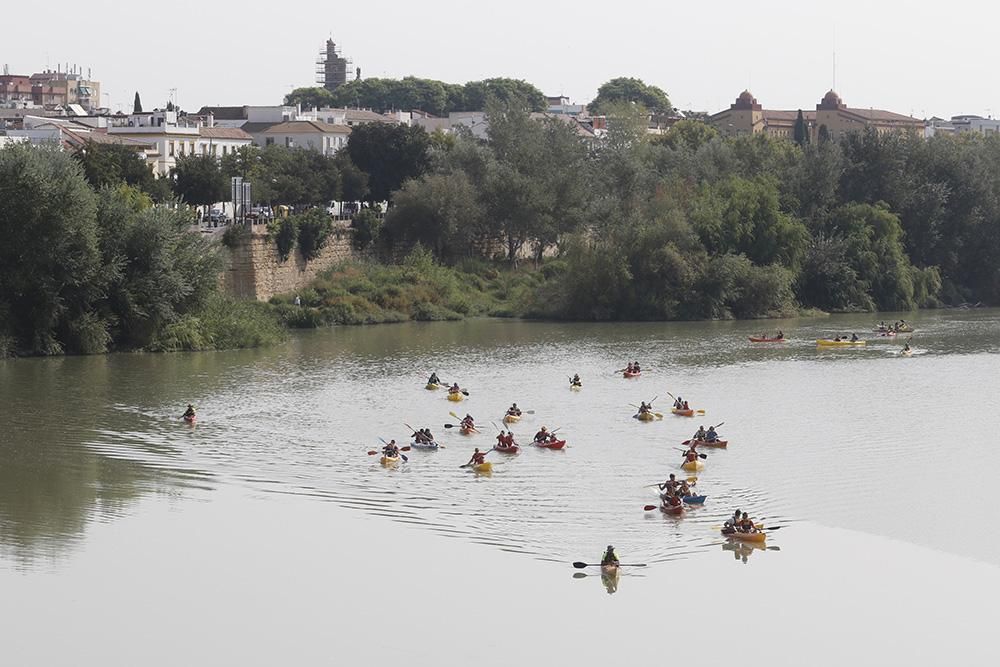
[[925, 114, 1000, 139], [253, 120, 351, 155], [547, 95, 586, 116], [107, 110, 252, 175], [412, 111, 490, 139]]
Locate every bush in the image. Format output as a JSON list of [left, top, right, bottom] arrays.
[[222, 224, 250, 249], [297, 209, 334, 261], [351, 208, 382, 250], [269, 217, 298, 262], [150, 295, 285, 351]]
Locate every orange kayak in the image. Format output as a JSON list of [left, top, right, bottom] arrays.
[[672, 408, 695, 417]]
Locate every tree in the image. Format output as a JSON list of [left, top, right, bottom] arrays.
[[656, 119, 719, 152], [74, 141, 157, 194], [347, 123, 430, 204], [133, 92, 143, 114], [459, 78, 546, 112], [0, 144, 104, 354], [172, 155, 227, 207], [383, 172, 482, 258], [793, 109, 809, 146], [818, 124, 831, 143], [284, 87, 336, 110], [588, 77, 673, 115]]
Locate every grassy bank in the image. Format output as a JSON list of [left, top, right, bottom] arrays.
[[148, 295, 287, 352], [268, 248, 547, 327]]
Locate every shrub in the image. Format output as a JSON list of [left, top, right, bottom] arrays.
[[297, 209, 334, 261], [351, 208, 382, 250], [269, 217, 298, 262]]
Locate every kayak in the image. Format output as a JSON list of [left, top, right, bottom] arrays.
[[570, 383, 583, 390], [623, 370, 641, 379], [183, 415, 197, 424], [681, 459, 704, 472], [495, 444, 520, 454], [901, 349, 913, 357], [690, 439, 728, 448], [876, 331, 897, 337], [635, 412, 656, 422], [534, 439, 566, 450], [816, 339, 866, 347], [380, 455, 400, 466], [460, 426, 477, 435], [672, 408, 695, 417], [600, 563, 619, 576], [503, 414, 521, 424], [681, 494, 707, 505], [722, 529, 766, 543], [660, 502, 685, 515], [472, 461, 493, 474], [425, 383, 440, 390], [748, 337, 786, 343], [897, 326, 914, 333], [447, 392, 464, 402], [409, 440, 439, 450]]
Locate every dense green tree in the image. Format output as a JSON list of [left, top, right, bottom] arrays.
[[459, 78, 546, 112], [588, 77, 673, 114], [74, 141, 158, 193], [347, 123, 430, 204], [284, 86, 337, 109], [656, 119, 718, 152], [172, 154, 228, 206], [793, 109, 808, 146], [0, 144, 104, 354], [384, 172, 483, 258]]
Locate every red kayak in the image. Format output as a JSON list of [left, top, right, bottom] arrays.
[[495, 444, 520, 454], [660, 500, 685, 515], [183, 415, 197, 424], [748, 336, 785, 343], [623, 370, 641, 378], [686, 438, 728, 448], [534, 439, 566, 450], [671, 408, 695, 417]]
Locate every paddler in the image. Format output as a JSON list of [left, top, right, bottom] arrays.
[[678, 479, 694, 497], [738, 512, 757, 533], [601, 545, 619, 567], [382, 440, 399, 457], [682, 445, 699, 463], [182, 404, 196, 420], [851, 333, 859, 342], [705, 425, 719, 442], [534, 426, 549, 442], [423, 427, 436, 443], [625, 362, 635, 374], [723, 508, 742, 533], [570, 373, 582, 387], [682, 400, 690, 411], [507, 403, 522, 417], [633, 361, 641, 372], [776, 330, 784, 339], [692, 425, 707, 442], [461, 414, 475, 430], [428, 372, 440, 385], [502, 430, 516, 447], [467, 448, 487, 466], [448, 383, 462, 394], [658, 473, 680, 496], [673, 396, 683, 409], [638, 401, 652, 415]]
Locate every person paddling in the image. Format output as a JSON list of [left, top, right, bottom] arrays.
[[633, 361, 641, 373], [570, 373, 582, 387], [448, 383, 462, 395], [534, 426, 549, 443], [638, 401, 652, 415], [461, 414, 475, 430], [658, 473, 680, 497], [682, 400, 690, 411], [601, 545, 619, 567], [851, 333, 859, 342], [507, 403, 522, 417], [625, 362, 635, 374], [776, 330, 784, 340], [692, 425, 707, 442], [182, 404, 196, 420], [682, 445, 699, 463], [467, 448, 487, 466], [705, 425, 719, 443], [382, 440, 400, 458], [673, 396, 684, 409], [738, 512, 758, 533], [428, 372, 440, 385]]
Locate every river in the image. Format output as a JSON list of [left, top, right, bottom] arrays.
[[1, 310, 998, 665]]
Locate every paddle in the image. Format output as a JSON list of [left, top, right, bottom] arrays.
[[443, 423, 475, 435], [573, 562, 646, 569], [674, 447, 708, 459]]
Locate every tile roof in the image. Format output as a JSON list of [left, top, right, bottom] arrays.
[[261, 120, 352, 134], [199, 127, 253, 140]]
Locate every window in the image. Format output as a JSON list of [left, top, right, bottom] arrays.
[[168, 141, 175, 157], [265, 137, 274, 146]]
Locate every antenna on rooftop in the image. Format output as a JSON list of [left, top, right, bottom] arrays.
[[832, 25, 837, 90]]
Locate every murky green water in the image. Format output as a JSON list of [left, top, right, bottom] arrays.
[[2, 310, 998, 664]]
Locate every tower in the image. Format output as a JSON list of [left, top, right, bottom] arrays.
[[316, 39, 351, 92]]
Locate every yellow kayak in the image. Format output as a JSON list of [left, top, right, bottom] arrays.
[[426, 383, 440, 390], [816, 339, 866, 347], [472, 462, 492, 474], [635, 412, 656, 422], [503, 414, 521, 424], [380, 455, 400, 466], [681, 459, 704, 472], [447, 392, 464, 402], [723, 530, 766, 543], [570, 384, 582, 391]]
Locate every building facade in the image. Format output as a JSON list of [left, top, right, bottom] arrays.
[[253, 120, 351, 155], [709, 90, 924, 141]]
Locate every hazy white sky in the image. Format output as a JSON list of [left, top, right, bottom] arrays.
[[5, 0, 996, 119]]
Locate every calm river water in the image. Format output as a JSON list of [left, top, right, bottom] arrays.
[[2, 310, 999, 665]]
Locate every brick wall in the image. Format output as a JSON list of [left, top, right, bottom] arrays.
[[222, 224, 363, 302]]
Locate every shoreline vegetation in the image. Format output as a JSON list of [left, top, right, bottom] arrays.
[[8, 86, 1000, 357]]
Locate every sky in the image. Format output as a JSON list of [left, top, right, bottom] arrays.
[[4, 0, 996, 119]]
